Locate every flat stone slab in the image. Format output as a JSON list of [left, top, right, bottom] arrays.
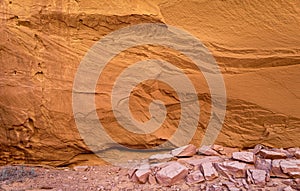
[[214, 161, 247, 178], [259, 149, 287, 159], [156, 162, 188, 186], [171, 144, 197, 157], [200, 162, 218, 181], [232, 151, 254, 163]]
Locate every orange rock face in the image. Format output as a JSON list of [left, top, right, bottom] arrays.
[[0, 0, 299, 166]]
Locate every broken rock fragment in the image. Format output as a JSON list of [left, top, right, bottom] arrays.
[[135, 167, 151, 184], [178, 156, 223, 167], [186, 170, 205, 184], [259, 149, 287, 159], [171, 144, 197, 157], [214, 161, 247, 178], [232, 151, 254, 163], [280, 160, 300, 178], [198, 145, 220, 156], [156, 162, 188, 186], [255, 157, 272, 172], [200, 162, 218, 181], [148, 174, 157, 185], [271, 159, 289, 178], [295, 151, 300, 159], [247, 169, 270, 186]]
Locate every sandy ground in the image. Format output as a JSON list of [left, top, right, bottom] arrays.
[[0, 165, 194, 191], [0, 165, 297, 191]]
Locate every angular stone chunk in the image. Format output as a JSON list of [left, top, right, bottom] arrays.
[[148, 174, 157, 185], [232, 151, 254, 163], [198, 145, 220, 156], [214, 161, 247, 178], [186, 170, 205, 184], [259, 149, 287, 159], [213, 145, 240, 158], [280, 159, 300, 178], [271, 159, 289, 178], [178, 156, 223, 167], [295, 151, 300, 159], [223, 181, 241, 191], [135, 168, 151, 184], [247, 169, 269, 186], [171, 144, 197, 157], [255, 157, 272, 172], [156, 162, 188, 186], [200, 162, 218, 181]]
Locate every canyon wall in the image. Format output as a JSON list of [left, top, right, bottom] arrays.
[[0, 0, 299, 166]]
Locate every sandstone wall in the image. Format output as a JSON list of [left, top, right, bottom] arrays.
[[0, 0, 299, 166]]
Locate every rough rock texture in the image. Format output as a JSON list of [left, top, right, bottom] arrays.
[[199, 162, 218, 181], [0, 0, 300, 166], [171, 144, 197, 157], [186, 170, 205, 184], [1, 145, 300, 190], [155, 162, 188, 186], [232, 151, 254, 163], [129, 144, 300, 190], [247, 169, 269, 186]]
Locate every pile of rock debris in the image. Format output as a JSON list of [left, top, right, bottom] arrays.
[[129, 144, 300, 190]]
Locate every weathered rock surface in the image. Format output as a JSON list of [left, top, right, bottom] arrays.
[[259, 149, 288, 159], [247, 169, 270, 186], [155, 162, 188, 186], [130, 145, 300, 189], [255, 157, 272, 172], [0, 0, 299, 166], [186, 170, 205, 184], [171, 144, 197, 157], [271, 159, 290, 178], [198, 145, 221, 156], [178, 156, 223, 167], [149, 153, 174, 164], [200, 162, 218, 181], [232, 151, 254, 163], [134, 165, 151, 184], [214, 161, 247, 178], [295, 151, 300, 159], [280, 160, 300, 178]]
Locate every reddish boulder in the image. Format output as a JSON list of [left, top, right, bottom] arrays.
[[255, 157, 272, 172], [232, 151, 254, 163], [295, 151, 300, 159], [156, 162, 188, 186], [171, 144, 197, 157], [247, 169, 270, 186], [214, 161, 247, 178], [178, 156, 223, 167], [259, 149, 287, 159], [200, 162, 219, 181], [148, 174, 157, 185], [214, 145, 240, 158], [186, 170, 205, 184], [253, 144, 264, 154], [271, 159, 289, 178], [280, 160, 300, 178], [135, 167, 151, 184], [198, 145, 220, 156]]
